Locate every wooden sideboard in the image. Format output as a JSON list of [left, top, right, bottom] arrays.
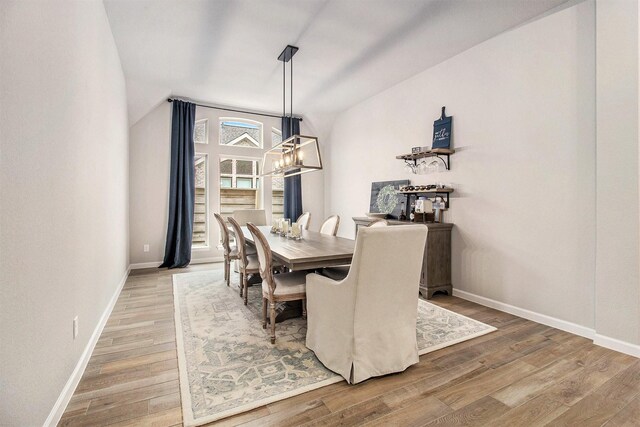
[[352, 217, 453, 299]]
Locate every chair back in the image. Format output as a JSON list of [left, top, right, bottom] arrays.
[[246, 223, 275, 296], [367, 219, 388, 228], [297, 212, 311, 230], [227, 217, 248, 267], [233, 209, 266, 226], [348, 225, 427, 360], [213, 213, 231, 255], [320, 215, 340, 236]]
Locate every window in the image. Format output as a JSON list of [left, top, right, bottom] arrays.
[[219, 158, 260, 189], [219, 157, 261, 216], [271, 128, 284, 220], [194, 119, 208, 144], [219, 119, 263, 148], [271, 128, 282, 147], [193, 154, 208, 248]]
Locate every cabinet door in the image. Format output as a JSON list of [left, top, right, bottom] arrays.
[[424, 229, 452, 287]]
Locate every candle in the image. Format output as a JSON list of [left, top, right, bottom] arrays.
[[292, 222, 300, 238], [285, 155, 291, 165]]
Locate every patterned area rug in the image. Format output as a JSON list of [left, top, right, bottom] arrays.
[[173, 268, 495, 426]]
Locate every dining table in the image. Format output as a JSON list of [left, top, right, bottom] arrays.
[[233, 224, 356, 322], [238, 225, 356, 271]]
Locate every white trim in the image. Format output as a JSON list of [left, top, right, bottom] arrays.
[[130, 257, 224, 270], [453, 289, 640, 358], [594, 334, 640, 358], [44, 266, 130, 427], [452, 289, 595, 339]]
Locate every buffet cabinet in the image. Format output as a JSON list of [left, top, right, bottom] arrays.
[[352, 217, 453, 299]]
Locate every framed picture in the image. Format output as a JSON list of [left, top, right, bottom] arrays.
[[369, 180, 410, 220]]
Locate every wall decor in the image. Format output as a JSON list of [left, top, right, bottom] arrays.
[[369, 180, 410, 219], [432, 106, 452, 149]]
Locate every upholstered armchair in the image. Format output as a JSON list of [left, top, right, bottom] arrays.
[[305, 225, 428, 384]]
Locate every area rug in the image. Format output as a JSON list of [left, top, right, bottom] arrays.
[[173, 268, 495, 426]]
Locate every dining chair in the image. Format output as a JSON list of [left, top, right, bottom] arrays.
[[247, 222, 308, 344], [319, 215, 340, 236], [213, 213, 239, 286], [233, 209, 267, 226], [227, 217, 261, 303], [296, 211, 311, 230], [306, 224, 428, 384], [322, 218, 388, 281]]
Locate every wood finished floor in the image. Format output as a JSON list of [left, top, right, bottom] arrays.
[[59, 263, 640, 427]]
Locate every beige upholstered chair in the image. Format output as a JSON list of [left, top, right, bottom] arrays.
[[228, 217, 260, 304], [213, 213, 239, 286], [319, 215, 340, 236], [296, 212, 311, 230], [247, 223, 307, 344], [322, 219, 388, 281], [306, 225, 428, 384], [233, 209, 267, 226]]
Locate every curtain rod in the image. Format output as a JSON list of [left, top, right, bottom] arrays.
[[167, 98, 303, 122]]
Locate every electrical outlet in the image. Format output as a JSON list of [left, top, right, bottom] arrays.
[[73, 316, 79, 339], [143, 244, 149, 252]]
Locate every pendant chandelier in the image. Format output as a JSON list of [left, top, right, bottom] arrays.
[[261, 45, 322, 178]]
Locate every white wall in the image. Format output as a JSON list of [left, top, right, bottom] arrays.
[[595, 0, 640, 347], [0, 1, 129, 425], [326, 2, 596, 330], [129, 103, 325, 265]]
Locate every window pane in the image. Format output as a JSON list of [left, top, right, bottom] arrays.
[[194, 119, 208, 144], [220, 159, 232, 174], [236, 178, 253, 189], [272, 129, 282, 147], [220, 119, 262, 147], [236, 160, 253, 175], [193, 154, 208, 248], [220, 177, 232, 188]]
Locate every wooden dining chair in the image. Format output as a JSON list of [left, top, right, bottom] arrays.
[[319, 215, 340, 236], [296, 212, 311, 230], [247, 222, 308, 344], [227, 217, 261, 304], [322, 218, 388, 281], [214, 213, 239, 286]]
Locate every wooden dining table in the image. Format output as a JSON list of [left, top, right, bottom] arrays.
[[239, 225, 355, 271]]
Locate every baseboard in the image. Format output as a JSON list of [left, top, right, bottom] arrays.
[[130, 257, 224, 270], [452, 289, 596, 340], [594, 334, 640, 358], [44, 266, 131, 427]]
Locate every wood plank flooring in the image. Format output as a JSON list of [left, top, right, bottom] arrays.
[[59, 264, 640, 426]]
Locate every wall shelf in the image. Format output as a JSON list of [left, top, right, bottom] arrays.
[[396, 148, 455, 170], [399, 187, 454, 218]]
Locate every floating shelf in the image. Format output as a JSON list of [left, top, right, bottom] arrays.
[[396, 148, 455, 170], [399, 187, 454, 216], [399, 187, 454, 195]]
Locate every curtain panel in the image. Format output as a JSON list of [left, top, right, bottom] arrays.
[[282, 117, 303, 221], [160, 100, 196, 269]]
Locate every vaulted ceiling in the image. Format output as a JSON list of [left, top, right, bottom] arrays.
[[104, 0, 579, 125]]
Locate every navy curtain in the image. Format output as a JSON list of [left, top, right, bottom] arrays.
[[160, 100, 196, 269], [282, 116, 302, 221]]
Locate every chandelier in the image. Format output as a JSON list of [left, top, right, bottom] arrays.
[[261, 45, 322, 178]]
